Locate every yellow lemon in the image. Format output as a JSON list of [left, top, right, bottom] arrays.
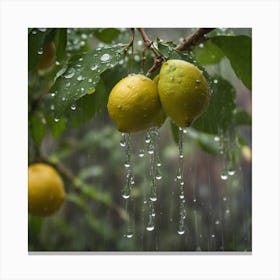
[[151, 75, 166, 128], [28, 163, 65, 217], [107, 74, 163, 133], [158, 59, 210, 128]]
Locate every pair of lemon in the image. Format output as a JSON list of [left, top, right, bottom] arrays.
[[107, 59, 210, 132]]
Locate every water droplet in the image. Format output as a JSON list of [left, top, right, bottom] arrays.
[[156, 161, 162, 167], [138, 150, 145, 157], [61, 97, 66, 102], [124, 161, 130, 168], [149, 196, 157, 202], [50, 104, 55, 111], [146, 225, 155, 231], [91, 65, 98, 71], [37, 48, 43, 55], [228, 169, 236, 176], [77, 75, 84, 81], [220, 171, 228, 180], [215, 220, 220, 225], [64, 68, 75, 78], [100, 53, 111, 62], [223, 197, 227, 201], [199, 43, 204, 48], [214, 136, 220, 142], [88, 78, 92, 83], [213, 79, 218, 84], [120, 133, 126, 147], [193, 198, 197, 203], [155, 170, 162, 180], [211, 234, 215, 238], [177, 229, 185, 235], [50, 92, 56, 97], [195, 79, 201, 84], [225, 209, 230, 214], [145, 134, 151, 143], [126, 233, 133, 238], [71, 104, 76, 110], [54, 117, 60, 122]]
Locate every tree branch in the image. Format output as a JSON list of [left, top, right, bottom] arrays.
[[137, 28, 215, 76], [138, 28, 164, 76], [175, 28, 215, 51]]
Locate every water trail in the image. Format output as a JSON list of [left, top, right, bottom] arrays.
[[120, 133, 135, 238], [176, 128, 187, 235]]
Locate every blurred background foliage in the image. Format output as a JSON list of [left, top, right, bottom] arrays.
[[28, 28, 252, 251]]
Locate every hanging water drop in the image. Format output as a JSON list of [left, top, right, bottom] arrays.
[[220, 170, 228, 180], [120, 133, 126, 147], [138, 149, 145, 158], [70, 104, 76, 111]]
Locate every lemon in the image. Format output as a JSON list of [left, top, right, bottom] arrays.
[[107, 74, 163, 133], [151, 75, 166, 128], [38, 41, 56, 71], [28, 163, 65, 217], [158, 59, 210, 128]]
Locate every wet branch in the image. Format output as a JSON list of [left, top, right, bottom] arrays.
[[137, 28, 215, 75], [138, 28, 164, 76], [175, 28, 215, 51]]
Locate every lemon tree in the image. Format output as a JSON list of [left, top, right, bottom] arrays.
[[28, 28, 252, 251]]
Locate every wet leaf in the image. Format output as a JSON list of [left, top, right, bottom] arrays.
[[46, 44, 125, 118], [94, 28, 121, 44], [211, 35, 252, 90], [193, 40, 225, 65], [54, 28, 67, 62], [28, 28, 56, 70], [193, 75, 236, 134]]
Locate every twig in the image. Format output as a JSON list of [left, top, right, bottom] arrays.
[[137, 28, 215, 76], [175, 28, 215, 51], [124, 28, 135, 53], [137, 28, 164, 76]]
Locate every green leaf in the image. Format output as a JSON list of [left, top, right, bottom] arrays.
[[30, 113, 46, 146], [193, 40, 225, 65], [69, 79, 108, 127], [46, 116, 67, 139], [233, 109, 252, 126], [47, 44, 125, 118], [193, 76, 236, 135], [54, 28, 67, 62], [28, 28, 56, 70], [211, 35, 252, 90], [94, 28, 121, 44]]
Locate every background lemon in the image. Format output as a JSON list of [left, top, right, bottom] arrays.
[[28, 163, 65, 216], [107, 74, 163, 133], [158, 59, 210, 128]]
